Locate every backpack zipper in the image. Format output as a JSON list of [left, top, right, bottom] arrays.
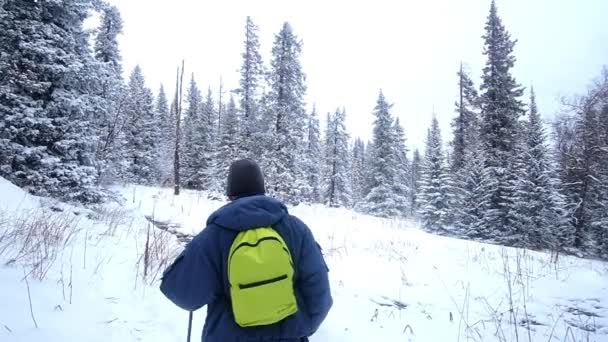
[[239, 274, 288, 290]]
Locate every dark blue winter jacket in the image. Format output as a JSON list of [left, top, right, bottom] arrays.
[[160, 195, 333, 342]]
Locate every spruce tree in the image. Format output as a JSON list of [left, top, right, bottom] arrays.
[[303, 105, 322, 203], [323, 108, 351, 207], [409, 149, 422, 216], [418, 117, 453, 232], [156, 84, 174, 184], [392, 118, 411, 215], [451, 63, 480, 172], [93, 4, 125, 184], [264, 22, 307, 203], [351, 138, 366, 206], [478, 0, 525, 241], [182, 75, 204, 189], [123, 66, 160, 184], [199, 87, 218, 190], [211, 95, 240, 192], [235, 16, 264, 157], [362, 91, 403, 217], [453, 138, 490, 238], [0, 0, 102, 201], [512, 88, 569, 249], [559, 70, 608, 255]]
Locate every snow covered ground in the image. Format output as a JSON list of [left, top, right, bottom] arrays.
[[1, 181, 607, 341]]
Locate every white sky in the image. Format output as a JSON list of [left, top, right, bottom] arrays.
[[108, 0, 608, 151]]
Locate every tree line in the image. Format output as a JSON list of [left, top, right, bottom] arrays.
[[0, 0, 606, 259]]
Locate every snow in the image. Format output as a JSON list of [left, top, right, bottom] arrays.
[[1, 181, 607, 341]]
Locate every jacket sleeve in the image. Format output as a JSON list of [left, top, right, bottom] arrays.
[[160, 227, 220, 311], [293, 217, 333, 335]]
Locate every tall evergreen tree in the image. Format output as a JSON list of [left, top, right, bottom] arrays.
[[453, 137, 490, 238], [478, 0, 525, 241], [92, 4, 126, 184], [351, 138, 366, 206], [512, 88, 569, 248], [362, 91, 403, 217], [123, 66, 160, 184], [558, 70, 608, 254], [156, 84, 174, 184], [323, 108, 351, 207], [235, 16, 264, 157], [418, 117, 453, 232], [0, 0, 102, 201], [182, 75, 204, 189], [264, 22, 307, 203], [303, 105, 322, 203], [392, 118, 411, 215], [409, 149, 422, 216], [451, 63, 480, 172], [212, 95, 240, 192]]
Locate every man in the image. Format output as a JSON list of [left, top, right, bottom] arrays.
[[161, 159, 333, 341]]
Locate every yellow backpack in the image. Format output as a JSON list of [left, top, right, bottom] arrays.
[[228, 227, 298, 327]]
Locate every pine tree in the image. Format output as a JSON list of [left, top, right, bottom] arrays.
[[558, 70, 608, 255], [392, 118, 410, 215], [303, 105, 322, 203], [362, 91, 403, 217], [182, 75, 205, 189], [599, 101, 608, 256], [478, 0, 525, 241], [0, 0, 102, 201], [211, 95, 240, 193], [418, 117, 453, 232], [199, 87, 218, 191], [156, 84, 174, 184], [451, 63, 480, 172], [351, 138, 366, 206], [409, 149, 422, 216], [123, 66, 160, 184], [453, 138, 490, 238], [264, 22, 307, 203], [235, 16, 264, 157], [92, 4, 125, 184], [511, 88, 569, 249], [323, 108, 351, 207]]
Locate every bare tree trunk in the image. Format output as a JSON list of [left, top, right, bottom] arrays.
[[174, 60, 185, 196]]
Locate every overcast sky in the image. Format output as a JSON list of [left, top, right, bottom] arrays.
[[107, 0, 608, 151]]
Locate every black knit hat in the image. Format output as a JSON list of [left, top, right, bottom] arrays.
[[226, 159, 266, 199]]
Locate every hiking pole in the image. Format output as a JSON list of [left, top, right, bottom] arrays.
[[187, 311, 193, 342]]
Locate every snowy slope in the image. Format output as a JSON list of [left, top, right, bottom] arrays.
[[1, 181, 607, 341]]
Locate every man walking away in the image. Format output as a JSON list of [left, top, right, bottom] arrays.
[[160, 159, 333, 342]]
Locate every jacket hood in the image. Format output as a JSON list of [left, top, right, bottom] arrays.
[[207, 195, 288, 231]]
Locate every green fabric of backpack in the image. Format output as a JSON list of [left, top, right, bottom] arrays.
[[228, 227, 298, 327]]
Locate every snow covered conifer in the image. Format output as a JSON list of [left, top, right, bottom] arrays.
[[93, 4, 126, 184], [362, 91, 403, 217], [409, 148, 422, 216], [418, 117, 453, 232], [235, 16, 264, 157], [510, 88, 568, 248], [303, 105, 323, 203], [351, 138, 366, 206], [451, 64, 480, 172], [211, 95, 241, 192], [392, 118, 410, 215], [123, 66, 161, 184], [323, 108, 351, 207], [478, 0, 525, 240], [264, 22, 307, 203], [0, 0, 102, 201], [182, 75, 205, 189]]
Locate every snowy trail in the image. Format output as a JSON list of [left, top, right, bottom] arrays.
[[1, 182, 607, 341]]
